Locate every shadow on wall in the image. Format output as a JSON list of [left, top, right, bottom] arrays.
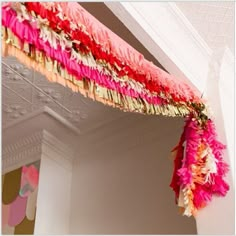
[[70, 114, 197, 234]]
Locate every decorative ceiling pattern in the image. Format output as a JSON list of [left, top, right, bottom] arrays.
[[2, 56, 127, 133], [176, 1, 234, 53]]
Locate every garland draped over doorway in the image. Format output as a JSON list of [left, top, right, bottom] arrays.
[[1, 2, 229, 217]]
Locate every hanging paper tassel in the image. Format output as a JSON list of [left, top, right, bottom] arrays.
[[170, 116, 229, 216]]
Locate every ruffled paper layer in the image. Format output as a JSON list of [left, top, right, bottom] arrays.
[[20, 2, 203, 104], [2, 24, 191, 116], [3, 6, 188, 108]]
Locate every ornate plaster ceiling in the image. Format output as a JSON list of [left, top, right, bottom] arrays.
[[2, 56, 128, 134]]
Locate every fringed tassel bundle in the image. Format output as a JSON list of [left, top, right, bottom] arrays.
[[170, 116, 229, 216]]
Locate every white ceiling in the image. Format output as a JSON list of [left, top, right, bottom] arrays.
[[176, 1, 234, 53]]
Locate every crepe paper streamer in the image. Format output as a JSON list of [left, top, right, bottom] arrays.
[[2, 224, 15, 235], [4, 1, 205, 111], [2, 204, 10, 226], [2, 9, 173, 111], [19, 10, 171, 109], [3, 4, 205, 119], [3, 38, 184, 117], [2, 167, 22, 205], [8, 195, 28, 227], [19, 165, 39, 197], [26, 187, 38, 220], [12, 3, 141, 83], [14, 1, 194, 113], [56, 3, 202, 101], [2, 25, 189, 117], [23, 2, 202, 104], [14, 216, 35, 235]]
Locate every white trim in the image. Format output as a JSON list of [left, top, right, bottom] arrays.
[[42, 130, 75, 170], [2, 129, 75, 173], [167, 3, 212, 57], [2, 107, 78, 173], [35, 131, 73, 234], [2, 106, 81, 151], [2, 131, 43, 174]]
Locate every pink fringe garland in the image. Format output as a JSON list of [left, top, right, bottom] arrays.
[[2, 6, 168, 107], [31, 2, 203, 103]]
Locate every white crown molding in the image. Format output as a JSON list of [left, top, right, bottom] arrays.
[[167, 2, 212, 58], [3, 106, 80, 148], [2, 131, 43, 174], [3, 106, 80, 135], [2, 107, 78, 173], [2, 129, 75, 173], [105, 2, 213, 93]]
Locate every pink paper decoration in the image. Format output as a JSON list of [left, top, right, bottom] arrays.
[[8, 195, 28, 227], [20, 165, 39, 197]]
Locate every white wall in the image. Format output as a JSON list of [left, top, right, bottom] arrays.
[[69, 114, 197, 234], [195, 49, 235, 235], [219, 49, 234, 179]]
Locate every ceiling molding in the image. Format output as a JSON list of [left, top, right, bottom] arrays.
[[2, 57, 127, 133], [105, 2, 213, 93], [175, 2, 234, 53], [2, 129, 75, 173], [2, 131, 43, 174], [167, 2, 212, 57], [2, 106, 80, 134], [2, 106, 80, 148], [2, 106, 80, 173]]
